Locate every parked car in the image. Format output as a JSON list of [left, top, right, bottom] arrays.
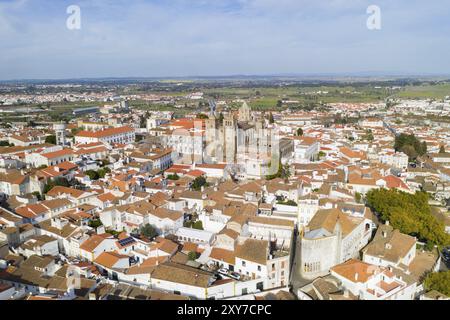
[[229, 272, 241, 280], [218, 268, 229, 275]]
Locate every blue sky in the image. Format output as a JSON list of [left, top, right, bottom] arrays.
[[1, 0, 450, 80]]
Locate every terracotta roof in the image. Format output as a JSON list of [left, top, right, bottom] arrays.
[[41, 149, 74, 159], [76, 126, 134, 138], [307, 208, 361, 237], [210, 247, 236, 265], [331, 259, 377, 283], [80, 234, 109, 252], [363, 224, 416, 264], [46, 186, 85, 198], [151, 262, 214, 288], [95, 251, 129, 269], [235, 238, 268, 265]]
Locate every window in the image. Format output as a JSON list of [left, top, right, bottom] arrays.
[[242, 261, 246, 267], [257, 265, 261, 272], [256, 282, 264, 291]]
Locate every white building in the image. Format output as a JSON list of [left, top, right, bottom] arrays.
[[331, 259, 417, 300], [74, 126, 135, 145], [299, 208, 374, 279], [175, 227, 215, 245], [292, 136, 319, 163], [379, 151, 409, 170], [362, 222, 416, 268], [235, 238, 290, 289]]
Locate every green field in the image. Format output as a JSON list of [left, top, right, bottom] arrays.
[[394, 83, 450, 99]]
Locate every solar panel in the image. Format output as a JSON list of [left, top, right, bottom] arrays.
[[118, 237, 135, 247]]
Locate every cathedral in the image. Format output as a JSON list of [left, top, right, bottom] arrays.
[[204, 102, 273, 165]]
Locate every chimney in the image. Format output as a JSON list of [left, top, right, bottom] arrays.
[[355, 273, 359, 281], [385, 220, 389, 226], [382, 231, 387, 238]]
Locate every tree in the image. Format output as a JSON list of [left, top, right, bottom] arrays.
[[191, 176, 207, 191], [363, 130, 374, 142], [86, 170, 100, 180], [394, 133, 427, 161], [281, 163, 291, 180], [276, 100, 283, 108], [355, 192, 362, 203], [196, 113, 209, 119], [32, 191, 42, 201], [439, 145, 446, 154], [167, 173, 180, 180], [188, 251, 199, 261], [218, 112, 224, 123], [366, 189, 450, 246], [296, 128, 303, 136], [45, 135, 57, 145], [140, 224, 157, 239], [89, 219, 103, 229], [424, 271, 450, 296], [71, 128, 81, 135], [277, 199, 297, 206], [100, 159, 110, 167], [192, 221, 203, 230], [268, 112, 274, 124], [98, 167, 111, 178], [43, 177, 70, 194], [0, 141, 10, 147], [266, 159, 290, 181]]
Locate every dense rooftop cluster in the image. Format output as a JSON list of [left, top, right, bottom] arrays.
[[0, 94, 449, 301]]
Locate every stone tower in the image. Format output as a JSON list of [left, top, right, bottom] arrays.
[[53, 123, 67, 146], [223, 113, 237, 163]]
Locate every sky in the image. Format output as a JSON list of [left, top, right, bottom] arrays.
[[1, 0, 450, 80]]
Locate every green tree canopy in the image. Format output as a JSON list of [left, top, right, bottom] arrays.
[[191, 176, 207, 191], [188, 251, 199, 261], [196, 113, 209, 119], [192, 221, 203, 230], [140, 224, 157, 239], [98, 167, 111, 178], [45, 135, 57, 145], [167, 173, 180, 180], [394, 133, 427, 161], [85, 170, 100, 180], [43, 177, 71, 194], [424, 271, 450, 296], [366, 189, 450, 246], [276, 100, 283, 108]]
